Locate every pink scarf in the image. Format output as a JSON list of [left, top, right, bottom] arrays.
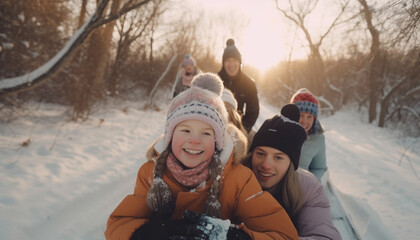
[[166, 153, 211, 188]]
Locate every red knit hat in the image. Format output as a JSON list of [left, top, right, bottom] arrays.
[[290, 88, 319, 118]]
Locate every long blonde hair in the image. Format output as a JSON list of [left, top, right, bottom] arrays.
[[242, 153, 304, 220], [224, 102, 247, 136]]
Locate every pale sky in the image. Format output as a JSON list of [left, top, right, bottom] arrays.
[[185, 0, 350, 72], [190, 0, 312, 71]]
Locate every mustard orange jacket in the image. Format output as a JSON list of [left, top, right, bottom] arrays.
[[105, 132, 298, 240]]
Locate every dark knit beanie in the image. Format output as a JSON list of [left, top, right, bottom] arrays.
[[222, 39, 242, 63], [249, 110, 306, 170]]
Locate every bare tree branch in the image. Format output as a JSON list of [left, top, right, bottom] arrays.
[[0, 0, 152, 97], [318, 0, 350, 46]]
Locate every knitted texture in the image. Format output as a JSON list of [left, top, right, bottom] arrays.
[[290, 88, 319, 118], [182, 54, 196, 67], [280, 104, 300, 122], [221, 88, 238, 109], [290, 88, 320, 135], [250, 114, 306, 170], [164, 73, 228, 151], [223, 39, 242, 63], [166, 153, 211, 187]]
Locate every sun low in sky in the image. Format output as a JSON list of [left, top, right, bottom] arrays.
[[186, 0, 342, 72], [241, 12, 289, 71], [193, 0, 310, 72]]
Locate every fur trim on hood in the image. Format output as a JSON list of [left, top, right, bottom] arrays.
[[146, 123, 247, 165]]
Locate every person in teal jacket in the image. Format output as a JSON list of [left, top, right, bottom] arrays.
[[290, 88, 327, 181]]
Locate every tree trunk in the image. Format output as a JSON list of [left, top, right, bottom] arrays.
[[359, 0, 380, 123], [307, 52, 325, 95], [378, 77, 405, 127], [368, 51, 381, 123], [89, 0, 121, 100], [72, 0, 121, 120]]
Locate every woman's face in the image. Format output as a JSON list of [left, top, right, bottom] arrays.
[[171, 120, 215, 168], [299, 112, 315, 134], [223, 57, 240, 77], [251, 146, 291, 189]]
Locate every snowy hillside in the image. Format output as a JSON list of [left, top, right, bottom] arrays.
[[0, 96, 419, 240]]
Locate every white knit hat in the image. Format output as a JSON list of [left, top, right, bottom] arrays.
[[164, 73, 228, 150], [221, 88, 237, 109]]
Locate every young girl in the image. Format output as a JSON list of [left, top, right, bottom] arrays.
[[172, 54, 201, 98], [290, 88, 327, 181], [243, 104, 341, 240], [105, 73, 298, 240]]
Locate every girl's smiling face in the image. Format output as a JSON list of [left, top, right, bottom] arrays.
[[251, 146, 291, 189], [299, 112, 315, 134], [171, 119, 215, 168]]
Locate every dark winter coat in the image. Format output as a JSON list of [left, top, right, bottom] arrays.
[[105, 125, 298, 240], [218, 69, 259, 133], [286, 169, 341, 240]]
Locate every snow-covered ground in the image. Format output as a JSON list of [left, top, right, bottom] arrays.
[[1, 95, 419, 240]]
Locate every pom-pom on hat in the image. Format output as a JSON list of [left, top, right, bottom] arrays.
[[280, 103, 301, 123], [164, 73, 228, 151], [221, 88, 238, 110], [182, 54, 196, 67], [222, 39, 242, 63], [250, 105, 306, 170]]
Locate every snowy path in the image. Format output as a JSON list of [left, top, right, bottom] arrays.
[[323, 110, 420, 240], [1, 100, 419, 239]]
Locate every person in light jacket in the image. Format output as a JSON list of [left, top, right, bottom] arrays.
[[291, 88, 327, 181], [243, 104, 341, 240], [105, 73, 298, 240]]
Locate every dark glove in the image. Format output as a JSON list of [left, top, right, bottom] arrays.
[[130, 214, 185, 240], [168, 211, 251, 240], [227, 225, 251, 240]]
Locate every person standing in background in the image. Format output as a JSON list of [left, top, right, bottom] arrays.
[[218, 39, 259, 133], [291, 88, 327, 181]]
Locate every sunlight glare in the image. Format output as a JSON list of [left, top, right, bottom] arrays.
[[241, 18, 286, 72], [193, 0, 312, 71], [234, 2, 288, 72]]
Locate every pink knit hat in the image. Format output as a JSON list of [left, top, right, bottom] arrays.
[[182, 54, 196, 67], [164, 73, 228, 150]]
